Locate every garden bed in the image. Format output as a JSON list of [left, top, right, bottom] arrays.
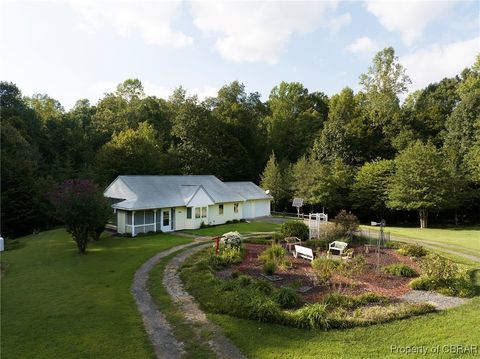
[[216, 243, 421, 302]]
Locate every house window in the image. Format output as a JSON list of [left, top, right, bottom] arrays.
[[234, 203, 239, 213], [163, 210, 170, 226], [201, 207, 207, 218], [195, 207, 201, 219], [219, 204, 224, 215], [187, 207, 192, 219]]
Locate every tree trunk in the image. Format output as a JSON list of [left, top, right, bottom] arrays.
[[454, 209, 458, 226], [419, 210, 428, 228]]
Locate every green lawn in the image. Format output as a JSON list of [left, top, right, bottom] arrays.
[[1, 229, 191, 359], [361, 225, 480, 257], [183, 221, 280, 236], [211, 297, 480, 358]]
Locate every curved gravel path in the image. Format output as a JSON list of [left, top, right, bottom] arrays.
[[401, 290, 469, 310], [164, 244, 247, 359], [132, 241, 201, 359]]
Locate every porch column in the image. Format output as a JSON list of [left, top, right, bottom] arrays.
[[132, 210, 136, 237], [154, 209, 157, 232]]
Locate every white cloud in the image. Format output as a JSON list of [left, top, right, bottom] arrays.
[[190, 1, 337, 64], [68, 0, 192, 47], [401, 37, 480, 91], [365, 1, 453, 45], [345, 36, 379, 53], [328, 12, 351, 32]]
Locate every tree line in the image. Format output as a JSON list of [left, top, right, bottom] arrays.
[[1, 48, 479, 236]]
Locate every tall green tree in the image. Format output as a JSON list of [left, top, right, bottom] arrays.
[[266, 82, 328, 162], [208, 81, 268, 178], [260, 153, 290, 210], [312, 88, 391, 164], [292, 156, 353, 213], [351, 159, 395, 218], [0, 83, 47, 237], [387, 142, 451, 228], [95, 122, 169, 185], [359, 47, 411, 138], [401, 77, 460, 146]]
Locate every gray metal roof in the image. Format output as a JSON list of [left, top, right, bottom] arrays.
[[223, 181, 273, 200], [104, 175, 269, 210]]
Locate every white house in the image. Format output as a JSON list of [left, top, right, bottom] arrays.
[[104, 175, 272, 236]]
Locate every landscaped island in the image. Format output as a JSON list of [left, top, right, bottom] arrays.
[[180, 220, 476, 331]]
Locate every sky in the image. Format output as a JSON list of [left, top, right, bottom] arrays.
[[1, 0, 479, 110]]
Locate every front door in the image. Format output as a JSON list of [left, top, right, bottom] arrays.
[[161, 209, 171, 232]]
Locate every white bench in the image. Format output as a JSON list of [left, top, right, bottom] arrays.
[[293, 245, 314, 261], [329, 241, 348, 256]]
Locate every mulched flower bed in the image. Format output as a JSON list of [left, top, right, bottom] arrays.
[[216, 243, 422, 303]]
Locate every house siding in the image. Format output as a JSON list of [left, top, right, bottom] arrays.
[[208, 202, 242, 225], [117, 210, 126, 234], [252, 199, 271, 218]]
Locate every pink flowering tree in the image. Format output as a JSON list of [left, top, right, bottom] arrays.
[[50, 179, 112, 254]]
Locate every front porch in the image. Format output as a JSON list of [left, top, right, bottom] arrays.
[[117, 208, 174, 236]]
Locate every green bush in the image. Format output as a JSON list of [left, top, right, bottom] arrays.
[[398, 243, 427, 257], [311, 257, 340, 285], [246, 296, 282, 322], [351, 234, 369, 245], [321, 292, 390, 310], [263, 261, 277, 275], [333, 210, 359, 238], [220, 247, 243, 264], [320, 224, 345, 243], [382, 263, 418, 277], [237, 275, 252, 287], [280, 220, 309, 240], [384, 241, 402, 249], [207, 245, 243, 269], [303, 239, 328, 250], [349, 303, 435, 325], [220, 280, 237, 292], [410, 275, 475, 298], [419, 254, 457, 281], [273, 287, 303, 309], [243, 237, 273, 245], [352, 292, 391, 307], [259, 244, 288, 269], [272, 232, 284, 244], [290, 303, 330, 329], [409, 254, 476, 297], [338, 255, 366, 279], [251, 280, 274, 294]]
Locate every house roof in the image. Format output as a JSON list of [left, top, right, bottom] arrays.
[[104, 175, 269, 210], [223, 181, 273, 200]]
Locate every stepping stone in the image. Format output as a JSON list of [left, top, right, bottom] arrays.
[[260, 274, 283, 281], [297, 286, 312, 293]]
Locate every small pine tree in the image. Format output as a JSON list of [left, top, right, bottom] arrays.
[[260, 153, 289, 211]]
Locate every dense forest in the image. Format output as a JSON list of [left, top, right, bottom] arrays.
[[1, 48, 479, 237]]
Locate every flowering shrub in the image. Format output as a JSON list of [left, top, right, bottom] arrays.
[[221, 231, 242, 249], [409, 254, 476, 297], [49, 179, 112, 253]]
